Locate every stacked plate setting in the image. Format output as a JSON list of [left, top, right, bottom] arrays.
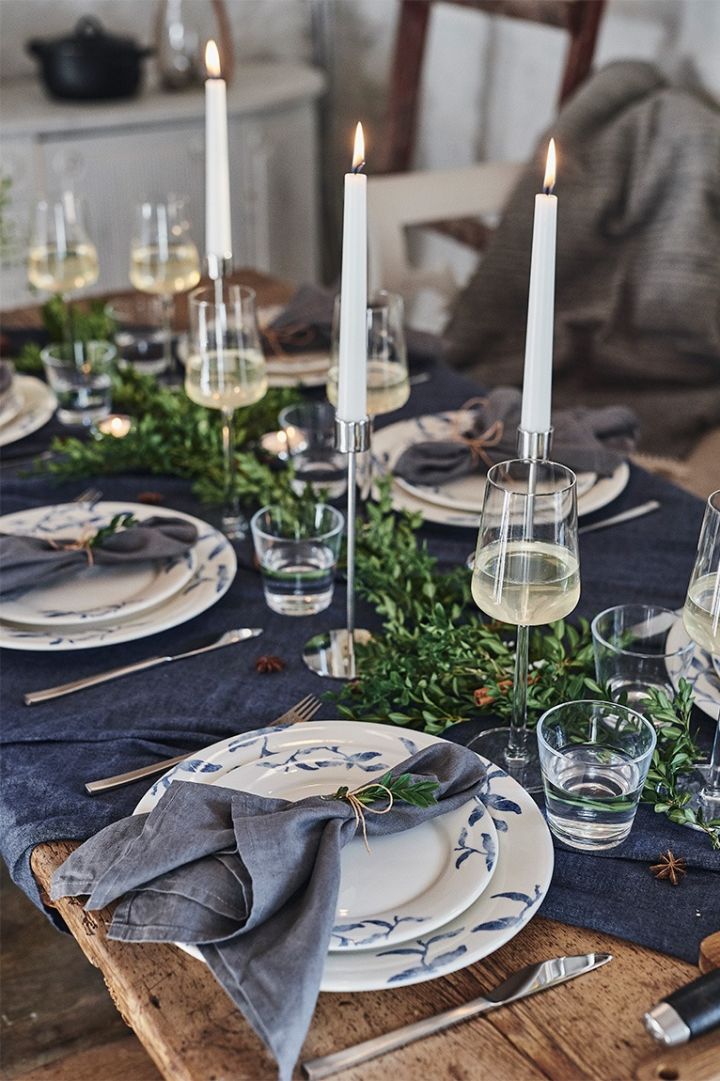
[[0, 501, 237, 650], [0, 368, 58, 448], [135, 720, 554, 992], [372, 411, 631, 528]]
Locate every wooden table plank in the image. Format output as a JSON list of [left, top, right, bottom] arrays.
[[32, 841, 704, 1081]]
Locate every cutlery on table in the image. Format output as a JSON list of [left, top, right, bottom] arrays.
[[644, 968, 720, 1046], [71, 487, 103, 506], [84, 694, 322, 794], [302, 952, 612, 1080], [24, 628, 263, 706], [578, 500, 661, 536]]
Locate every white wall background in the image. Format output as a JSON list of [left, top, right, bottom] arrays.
[[1, 0, 719, 289]]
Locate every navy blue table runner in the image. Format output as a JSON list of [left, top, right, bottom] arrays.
[[1, 362, 718, 961]]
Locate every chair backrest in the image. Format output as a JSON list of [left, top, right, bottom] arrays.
[[382, 0, 605, 174]]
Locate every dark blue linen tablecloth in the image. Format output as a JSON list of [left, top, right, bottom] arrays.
[[1, 363, 718, 962]]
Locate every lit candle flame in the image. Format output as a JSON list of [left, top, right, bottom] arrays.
[[352, 122, 365, 173], [543, 138, 556, 194], [205, 40, 221, 79]]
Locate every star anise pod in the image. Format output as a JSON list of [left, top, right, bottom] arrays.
[[255, 655, 285, 674], [650, 850, 687, 886]]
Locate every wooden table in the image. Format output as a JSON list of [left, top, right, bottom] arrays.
[[30, 842, 717, 1081], [14, 271, 719, 1081]]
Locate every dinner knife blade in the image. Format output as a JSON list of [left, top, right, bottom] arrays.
[[24, 627, 263, 705], [302, 952, 612, 1080]]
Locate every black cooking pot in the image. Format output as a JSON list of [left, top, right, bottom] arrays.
[[27, 16, 153, 101]]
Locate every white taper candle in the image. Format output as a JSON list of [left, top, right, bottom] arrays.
[[204, 40, 232, 266], [337, 123, 368, 423], [520, 138, 557, 434]]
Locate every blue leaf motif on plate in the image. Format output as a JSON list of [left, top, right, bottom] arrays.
[[256, 745, 387, 773], [453, 826, 496, 871], [471, 883, 544, 933], [176, 758, 223, 775], [467, 799, 486, 827], [330, 915, 428, 949], [379, 929, 468, 984]]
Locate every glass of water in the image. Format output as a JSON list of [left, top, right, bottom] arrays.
[[40, 340, 115, 426], [591, 604, 694, 712], [250, 503, 344, 616], [537, 700, 656, 850], [278, 402, 347, 499]]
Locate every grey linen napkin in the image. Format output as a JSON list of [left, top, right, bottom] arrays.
[[50, 743, 486, 1081], [394, 386, 636, 486], [0, 516, 198, 597]]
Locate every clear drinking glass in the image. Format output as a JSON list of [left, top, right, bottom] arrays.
[[28, 193, 99, 296], [328, 290, 410, 418], [186, 284, 267, 539], [680, 490, 720, 818], [107, 295, 168, 376], [130, 198, 201, 373], [251, 503, 344, 616], [469, 459, 580, 791], [278, 402, 347, 499], [40, 340, 115, 425], [591, 604, 694, 712], [537, 700, 656, 850]]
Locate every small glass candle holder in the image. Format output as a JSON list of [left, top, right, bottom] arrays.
[[250, 503, 344, 617]]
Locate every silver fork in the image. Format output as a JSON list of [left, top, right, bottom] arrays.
[[72, 487, 103, 507], [84, 695, 322, 794]]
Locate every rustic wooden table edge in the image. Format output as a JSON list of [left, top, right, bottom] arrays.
[[32, 840, 719, 1081]]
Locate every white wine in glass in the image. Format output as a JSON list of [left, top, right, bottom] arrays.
[[328, 290, 410, 418], [469, 459, 580, 792], [187, 284, 267, 539], [28, 195, 99, 295], [680, 489, 720, 818], [130, 199, 200, 372]]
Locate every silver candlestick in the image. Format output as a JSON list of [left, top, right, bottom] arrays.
[[303, 416, 373, 678]]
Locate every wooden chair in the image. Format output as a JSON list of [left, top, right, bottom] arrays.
[[369, 0, 605, 311]]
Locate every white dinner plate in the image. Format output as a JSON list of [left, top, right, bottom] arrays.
[[0, 375, 57, 448], [0, 503, 197, 627], [0, 502, 235, 651], [209, 734, 498, 952], [135, 721, 553, 992], [0, 389, 23, 430], [667, 619, 720, 722], [373, 412, 630, 526]]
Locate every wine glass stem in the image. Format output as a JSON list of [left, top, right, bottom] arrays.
[[702, 721, 720, 800], [508, 623, 530, 760], [161, 293, 174, 372], [221, 407, 239, 526]]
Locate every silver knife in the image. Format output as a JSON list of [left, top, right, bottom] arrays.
[[24, 628, 263, 705], [302, 952, 612, 1080]]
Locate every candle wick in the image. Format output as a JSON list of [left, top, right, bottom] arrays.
[[543, 184, 554, 196], [352, 161, 366, 175]]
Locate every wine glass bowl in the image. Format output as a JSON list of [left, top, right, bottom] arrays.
[[186, 283, 267, 538], [328, 290, 410, 418], [469, 458, 580, 789], [28, 193, 99, 295]]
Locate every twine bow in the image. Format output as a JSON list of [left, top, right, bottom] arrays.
[[262, 322, 317, 358], [322, 780, 395, 854], [47, 529, 96, 566], [451, 397, 505, 469]]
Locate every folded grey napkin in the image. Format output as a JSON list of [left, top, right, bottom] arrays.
[[0, 516, 197, 597], [394, 386, 637, 486], [51, 743, 486, 1081]]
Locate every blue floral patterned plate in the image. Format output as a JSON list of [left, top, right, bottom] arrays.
[[135, 721, 553, 990]]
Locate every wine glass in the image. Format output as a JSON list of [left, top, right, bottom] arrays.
[[469, 459, 580, 791], [186, 284, 267, 539], [28, 193, 99, 297], [680, 489, 720, 819], [328, 290, 410, 418], [130, 198, 200, 373]]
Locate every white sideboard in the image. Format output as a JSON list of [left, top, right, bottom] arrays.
[[0, 62, 325, 309]]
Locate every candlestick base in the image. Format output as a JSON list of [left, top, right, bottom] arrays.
[[517, 427, 553, 461], [303, 628, 373, 679]]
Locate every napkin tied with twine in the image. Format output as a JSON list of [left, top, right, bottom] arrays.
[[0, 516, 198, 597], [394, 386, 637, 486], [50, 743, 486, 1081]]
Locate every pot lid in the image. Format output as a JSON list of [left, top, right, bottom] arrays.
[[29, 16, 145, 56]]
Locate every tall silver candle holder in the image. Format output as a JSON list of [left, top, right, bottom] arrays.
[[303, 415, 373, 678]]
